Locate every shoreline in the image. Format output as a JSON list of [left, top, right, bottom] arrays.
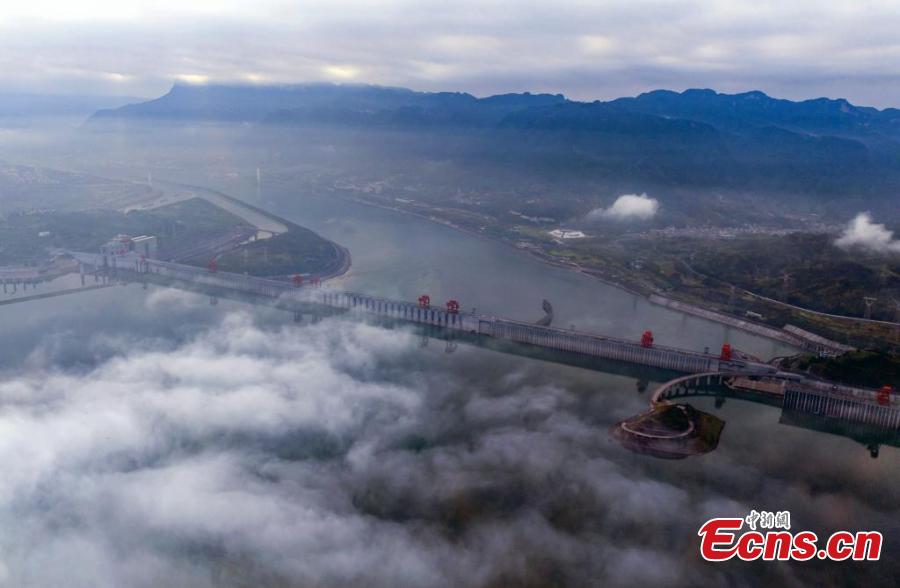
[[338, 194, 844, 353], [160, 181, 353, 284]]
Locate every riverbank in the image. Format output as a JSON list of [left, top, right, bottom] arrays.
[[338, 193, 853, 353], [156, 181, 352, 283]]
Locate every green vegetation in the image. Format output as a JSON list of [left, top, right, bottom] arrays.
[[613, 404, 724, 459], [539, 231, 900, 350], [788, 350, 900, 388], [0, 163, 153, 214], [1, 189, 347, 281], [215, 223, 342, 277], [0, 198, 249, 265], [617, 232, 900, 349], [686, 233, 900, 320]]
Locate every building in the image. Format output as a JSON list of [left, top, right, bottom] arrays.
[[548, 229, 587, 239], [131, 235, 158, 258], [101, 235, 158, 258]]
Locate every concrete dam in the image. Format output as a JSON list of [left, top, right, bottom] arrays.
[[75, 253, 780, 377]]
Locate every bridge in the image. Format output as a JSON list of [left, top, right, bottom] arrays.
[[9, 251, 897, 456], [71, 252, 783, 378], [650, 370, 900, 428], [614, 370, 900, 458]]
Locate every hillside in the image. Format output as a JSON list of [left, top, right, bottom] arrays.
[[85, 83, 900, 217], [606, 88, 900, 142], [90, 82, 566, 125]]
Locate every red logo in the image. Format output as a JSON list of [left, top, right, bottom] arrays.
[[699, 513, 882, 562]]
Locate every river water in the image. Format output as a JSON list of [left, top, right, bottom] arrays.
[[266, 185, 795, 359], [0, 173, 897, 587]]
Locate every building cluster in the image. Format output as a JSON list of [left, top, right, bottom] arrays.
[[635, 223, 838, 240], [548, 229, 587, 240], [101, 235, 158, 259]]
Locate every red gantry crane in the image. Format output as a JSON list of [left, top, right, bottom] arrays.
[[720, 343, 732, 361]]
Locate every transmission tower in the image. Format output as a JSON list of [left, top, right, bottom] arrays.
[[893, 300, 900, 341], [863, 296, 877, 320], [780, 271, 792, 301]]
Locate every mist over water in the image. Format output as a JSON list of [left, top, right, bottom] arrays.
[[0, 121, 896, 587], [0, 285, 897, 587]]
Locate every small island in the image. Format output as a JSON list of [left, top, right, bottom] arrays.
[[612, 404, 725, 459]]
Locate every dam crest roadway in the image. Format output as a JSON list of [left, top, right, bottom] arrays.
[[11, 250, 899, 452]]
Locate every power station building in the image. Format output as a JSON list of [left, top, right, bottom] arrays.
[[101, 235, 158, 259]]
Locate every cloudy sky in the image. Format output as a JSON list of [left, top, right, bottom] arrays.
[[2, 0, 900, 106]]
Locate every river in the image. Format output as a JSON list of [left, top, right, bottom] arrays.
[[0, 169, 896, 587], [259, 184, 794, 360]]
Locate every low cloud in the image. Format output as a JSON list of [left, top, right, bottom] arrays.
[[0, 312, 703, 587], [5, 2, 900, 107], [835, 212, 900, 254], [0, 307, 896, 586], [588, 193, 659, 221]]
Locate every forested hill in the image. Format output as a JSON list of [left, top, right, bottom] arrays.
[[90, 82, 900, 141], [87, 83, 900, 208]]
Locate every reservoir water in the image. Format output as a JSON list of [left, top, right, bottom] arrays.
[[264, 184, 793, 360], [0, 171, 896, 587]]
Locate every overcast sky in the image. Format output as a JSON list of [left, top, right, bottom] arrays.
[[3, 0, 900, 106]]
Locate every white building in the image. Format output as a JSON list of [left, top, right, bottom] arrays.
[[131, 235, 158, 258], [548, 229, 587, 239], [101, 235, 158, 258]]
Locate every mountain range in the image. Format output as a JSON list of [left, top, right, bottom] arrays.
[[87, 83, 900, 208], [91, 82, 900, 141]]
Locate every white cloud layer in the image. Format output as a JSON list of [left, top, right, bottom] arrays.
[[0, 308, 896, 586], [2, 1, 900, 105], [588, 193, 659, 221], [835, 212, 900, 254]]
